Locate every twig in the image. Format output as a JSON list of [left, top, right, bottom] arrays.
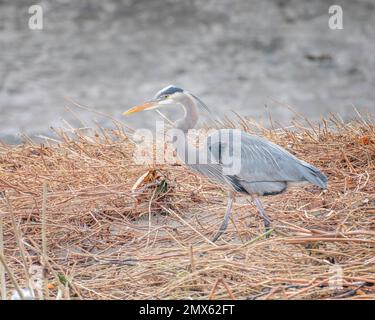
[[0, 254, 24, 300], [0, 213, 5, 300], [161, 206, 217, 247], [41, 181, 48, 300]]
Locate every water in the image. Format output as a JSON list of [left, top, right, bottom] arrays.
[[1, 0, 375, 143]]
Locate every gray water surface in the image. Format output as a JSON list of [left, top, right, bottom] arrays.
[[1, 0, 375, 143]]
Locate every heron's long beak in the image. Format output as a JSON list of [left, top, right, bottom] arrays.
[[122, 101, 159, 116], [123, 99, 171, 116]]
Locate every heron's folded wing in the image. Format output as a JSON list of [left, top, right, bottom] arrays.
[[209, 131, 304, 184]]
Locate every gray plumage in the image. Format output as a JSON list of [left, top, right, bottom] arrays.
[[203, 130, 327, 196]]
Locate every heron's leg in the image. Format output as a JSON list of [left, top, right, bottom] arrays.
[[211, 193, 234, 242], [252, 196, 271, 231]]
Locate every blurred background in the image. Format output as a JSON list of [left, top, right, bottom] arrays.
[[0, 0, 374, 143]]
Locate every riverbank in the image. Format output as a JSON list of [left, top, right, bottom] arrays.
[[0, 114, 374, 299]]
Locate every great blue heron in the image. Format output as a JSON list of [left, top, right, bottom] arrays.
[[123, 85, 327, 242]]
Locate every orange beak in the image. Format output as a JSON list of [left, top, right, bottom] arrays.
[[122, 101, 158, 116]]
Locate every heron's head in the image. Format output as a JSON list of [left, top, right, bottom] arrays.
[[123, 85, 210, 116], [123, 85, 185, 116]]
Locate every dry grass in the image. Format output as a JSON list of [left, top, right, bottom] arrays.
[[0, 112, 374, 300]]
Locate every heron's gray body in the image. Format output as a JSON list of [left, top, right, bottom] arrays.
[[189, 129, 327, 197]]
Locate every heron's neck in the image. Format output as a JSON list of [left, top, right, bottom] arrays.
[[174, 93, 199, 133], [172, 94, 200, 163]]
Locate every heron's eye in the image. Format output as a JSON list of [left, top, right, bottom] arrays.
[[163, 95, 169, 99]]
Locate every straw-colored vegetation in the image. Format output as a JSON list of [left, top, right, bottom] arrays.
[[0, 112, 374, 300]]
